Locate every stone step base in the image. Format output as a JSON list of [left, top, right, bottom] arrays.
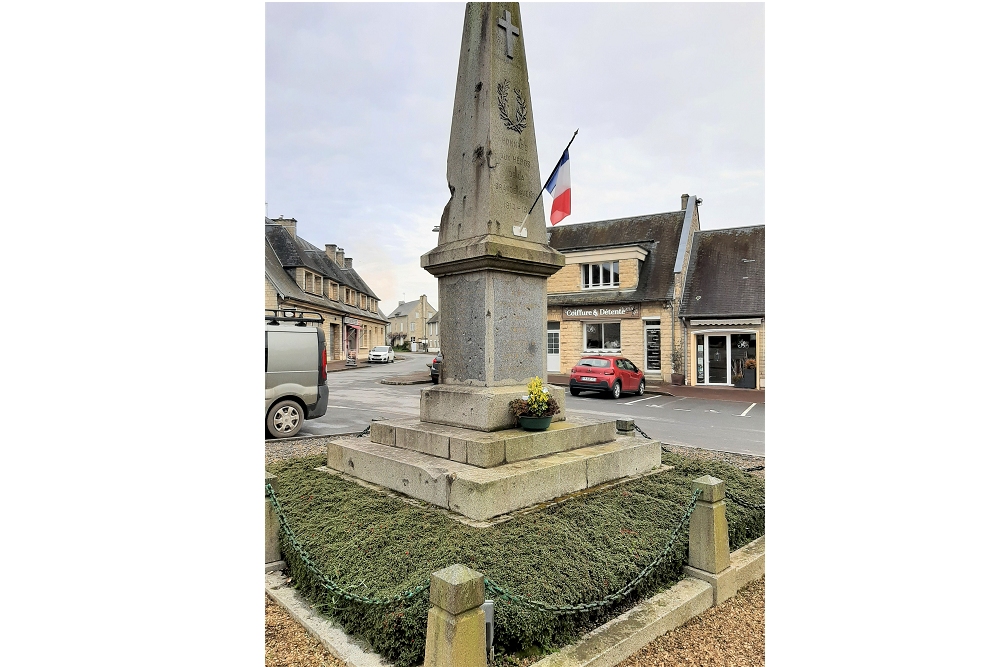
[[326, 436, 662, 521], [370, 417, 617, 468]]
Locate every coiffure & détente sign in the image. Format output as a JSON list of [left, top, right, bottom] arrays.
[[562, 304, 640, 320]]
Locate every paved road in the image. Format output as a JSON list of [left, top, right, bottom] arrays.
[[294, 354, 764, 456]]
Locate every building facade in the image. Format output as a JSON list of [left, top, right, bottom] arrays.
[[265, 216, 389, 363], [679, 225, 765, 389], [386, 295, 437, 349], [545, 195, 702, 380], [426, 311, 440, 352]]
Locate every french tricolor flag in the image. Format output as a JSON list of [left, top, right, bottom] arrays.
[[544, 149, 571, 225]]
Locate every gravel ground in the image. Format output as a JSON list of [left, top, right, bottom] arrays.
[[264, 439, 764, 666]]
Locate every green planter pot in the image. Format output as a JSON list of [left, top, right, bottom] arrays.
[[518, 416, 553, 431]]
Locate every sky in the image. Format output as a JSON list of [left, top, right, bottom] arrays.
[[266, 2, 764, 312]]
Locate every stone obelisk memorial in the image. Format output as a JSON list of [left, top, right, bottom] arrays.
[[326, 2, 660, 522]]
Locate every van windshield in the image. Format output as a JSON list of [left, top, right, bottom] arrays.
[[578, 359, 610, 368]]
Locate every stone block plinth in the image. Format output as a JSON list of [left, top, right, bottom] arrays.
[[421, 384, 566, 432], [325, 435, 661, 522], [374, 416, 616, 468]]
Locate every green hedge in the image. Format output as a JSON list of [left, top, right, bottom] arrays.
[[268, 450, 764, 666]]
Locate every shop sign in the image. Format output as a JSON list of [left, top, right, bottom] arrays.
[[344, 317, 362, 325], [563, 304, 640, 320]]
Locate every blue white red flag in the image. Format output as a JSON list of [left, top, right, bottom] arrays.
[[544, 149, 571, 225]]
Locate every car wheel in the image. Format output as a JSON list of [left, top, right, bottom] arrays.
[[570, 387, 580, 396], [637, 380, 645, 396], [609, 381, 621, 399], [267, 399, 303, 439]]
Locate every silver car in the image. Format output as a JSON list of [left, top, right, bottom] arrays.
[[368, 345, 395, 363], [265, 310, 329, 438]]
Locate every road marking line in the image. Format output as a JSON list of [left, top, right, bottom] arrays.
[[624, 396, 657, 405], [674, 408, 691, 412], [740, 403, 757, 417]]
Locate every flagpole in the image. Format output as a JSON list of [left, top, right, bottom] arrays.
[[516, 129, 579, 232]]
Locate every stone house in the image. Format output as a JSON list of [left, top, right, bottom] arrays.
[[679, 225, 765, 389], [426, 311, 440, 353], [265, 216, 389, 362], [386, 295, 437, 349], [545, 195, 702, 381]]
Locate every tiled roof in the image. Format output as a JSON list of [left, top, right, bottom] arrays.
[[679, 226, 764, 318], [547, 211, 686, 303], [265, 233, 388, 324], [265, 220, 380, 301]]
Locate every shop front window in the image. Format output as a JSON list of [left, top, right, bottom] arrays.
[[585, 322, 621, 351]]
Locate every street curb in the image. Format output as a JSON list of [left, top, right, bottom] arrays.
[[265, 535, 764, 667], [379, 377, 433, 385], [266, 572, 391, 667], [533, 534, 765, 667]]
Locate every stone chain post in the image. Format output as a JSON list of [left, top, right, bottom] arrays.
[[265, 471, 281, 566], [684, 475, 735, 605], [424, 564, 487, 667], [616, 418, 635, 436]]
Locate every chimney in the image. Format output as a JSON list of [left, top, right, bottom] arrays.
[[344, 257, 353, 269], [275, 216, 297, 237], [325, 244, 338, 263], [681, 194, 689, 211], [335, 248, 345, 267], [399, 300, 405, 306]]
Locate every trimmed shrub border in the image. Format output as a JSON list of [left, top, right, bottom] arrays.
[[266, 450, 764, 666]]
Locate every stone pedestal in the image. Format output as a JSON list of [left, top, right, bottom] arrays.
[[424, 565, 486, 667], [265, 472, 281, 565], [683, 475, 736, 605]]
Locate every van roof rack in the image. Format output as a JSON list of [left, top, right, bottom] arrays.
[[266, 308, 325, 325]]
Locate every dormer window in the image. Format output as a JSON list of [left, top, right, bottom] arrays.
[[328, 282, 339, 300], [582, 261, 619, 289]]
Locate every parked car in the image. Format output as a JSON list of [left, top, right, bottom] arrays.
[[368, 345, 395, 363], [429, 352, 443, 384], [569, 355, 645, 399], [265, 310, 329, 438]]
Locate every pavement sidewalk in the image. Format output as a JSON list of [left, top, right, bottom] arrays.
[[545, 373, 764, 403]]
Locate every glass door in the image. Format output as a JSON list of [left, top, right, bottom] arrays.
[[707, 335, 728, 384], [644, 323, 661, 373], [546, 322, 560, 373]]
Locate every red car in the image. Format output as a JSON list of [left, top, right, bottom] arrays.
[[569, 355, 645, 399]]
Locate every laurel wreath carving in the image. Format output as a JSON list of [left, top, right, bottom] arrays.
[[497, 79, 527, 134]]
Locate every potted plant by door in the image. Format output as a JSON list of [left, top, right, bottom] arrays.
[[735, 357, 757, 388], [670, 350, 686, 386], [508, 376, 561, 430]]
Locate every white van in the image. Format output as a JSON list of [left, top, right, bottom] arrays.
[[265, 309, 329, 438]]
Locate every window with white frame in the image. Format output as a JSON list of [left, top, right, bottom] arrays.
[[584, 322, 621, 351], [581, 261, 619, 289]]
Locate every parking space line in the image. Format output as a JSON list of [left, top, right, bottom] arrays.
[[674, 408, 691, 411], [624, 396, 657, 405], [739, 403, 757, 417]]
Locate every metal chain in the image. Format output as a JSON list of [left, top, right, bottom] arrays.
[[633, 423, 652, 440], [725, 490, 765, 510], [483, 488, 702, 616], [266, 483, 430, 605], [356, 425, 371, 438]]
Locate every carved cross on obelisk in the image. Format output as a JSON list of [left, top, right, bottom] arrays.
[[497, 9, 520, 59]]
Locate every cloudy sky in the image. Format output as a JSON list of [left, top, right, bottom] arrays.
[[266, 2, 763, 311]]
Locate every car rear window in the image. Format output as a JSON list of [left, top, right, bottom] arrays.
[[578, 359, 610, 368]]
